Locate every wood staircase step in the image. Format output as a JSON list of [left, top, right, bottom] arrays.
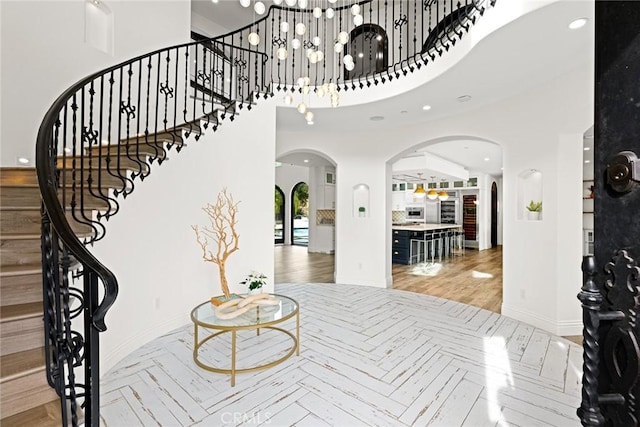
[[87, 142, 169, 160], [0, 235, 42, 268], [1, 185, 110, 210], [0, 167, 36, 186], [56, 154, 151, 175], [1, 208, 93, 235], [1, 347, 46, 382], [0, 347, 59, 420], [0, 302, 44, 357], [0, 264, 42, 306], [0, 399, 62, 427]]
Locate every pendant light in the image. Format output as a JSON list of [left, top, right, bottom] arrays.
[[413, 173, 426, 198], [438, 179, 449, 201], [427, 176, 438, 200]]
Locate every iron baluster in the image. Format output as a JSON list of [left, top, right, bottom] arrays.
[[578, 255, 606, 426]]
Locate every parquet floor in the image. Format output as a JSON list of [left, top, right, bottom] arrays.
[[101, 283, 582, 426]]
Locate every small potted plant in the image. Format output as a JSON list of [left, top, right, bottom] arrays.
[[526, 200, 542, 220], [358, 206, 366, 217], [241, 271, 267, 295]]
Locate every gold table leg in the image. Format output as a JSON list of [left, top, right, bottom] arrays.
[[231, 330, 236, 387], [296, 308, 300, 356]]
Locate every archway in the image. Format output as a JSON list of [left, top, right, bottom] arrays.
[[387, 135, 504, 313], [275, 185, 285, 244]]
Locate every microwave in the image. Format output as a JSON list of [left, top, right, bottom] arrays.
[[405, 207, 425, 222]]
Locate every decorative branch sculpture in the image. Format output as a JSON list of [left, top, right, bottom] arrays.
[[192, 188, 240, 299]]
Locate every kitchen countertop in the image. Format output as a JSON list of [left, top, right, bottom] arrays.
[[392, 223, 462, 231]]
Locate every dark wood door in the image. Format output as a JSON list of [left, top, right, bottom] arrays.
[[579, 2, 640, 425]]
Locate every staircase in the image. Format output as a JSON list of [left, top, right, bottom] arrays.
[[0, 167, 62, 425]]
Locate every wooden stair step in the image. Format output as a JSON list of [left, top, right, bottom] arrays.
[[0, 400, 62, 427], [88, 142, 169, 160], [56, 154, 151, 174], [0, 350, 59, 420], [0, 264, 42, 306], [0, 167, 36, 186], [0, 302, 44, 357], [0, 347, 46, 382], [1, 208, 93, 235], [0, 235, 42, 268], [1, 185, 110, 210], [0, 399, 62, 426]]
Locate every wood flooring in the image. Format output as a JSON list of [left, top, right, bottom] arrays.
[[275, 245, 503, 314], [100, 283, 582, 426]]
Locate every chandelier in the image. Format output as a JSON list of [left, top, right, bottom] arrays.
[[237, 0, 366, 125]]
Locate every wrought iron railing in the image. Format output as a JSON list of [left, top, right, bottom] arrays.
[[35, 1, 495, 424]]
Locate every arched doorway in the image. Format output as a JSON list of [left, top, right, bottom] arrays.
[[346, 23, 388, 80], [291, 182, 309, 246], [491, 182, 498, 248], [275, 186, 285, 244]]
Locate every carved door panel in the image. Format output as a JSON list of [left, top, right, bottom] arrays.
[[579, 2, 640, 426]]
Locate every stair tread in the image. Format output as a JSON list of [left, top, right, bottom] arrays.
[[0, 400, 62, 426], [0, 302, 42, 322], [0, 233, 41, 240], [0, 347, 46, 381], [0, 264, 42, 276]]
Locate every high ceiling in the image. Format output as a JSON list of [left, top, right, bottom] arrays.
[[191, 0, 594, 180]]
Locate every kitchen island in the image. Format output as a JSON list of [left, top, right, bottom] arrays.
[[392, 223, 463, 264]]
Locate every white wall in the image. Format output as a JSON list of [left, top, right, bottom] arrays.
[[0, 0, 191, 166], [276, 163, 309, 245], [92, 100, 277, 373], [278, 63, 592, 335]]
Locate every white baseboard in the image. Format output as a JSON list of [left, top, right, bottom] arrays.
[[501, 304, 583, 337]]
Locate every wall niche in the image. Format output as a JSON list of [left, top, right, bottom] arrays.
[[353, 183, 369, 218], [517, 169, 543, 221]]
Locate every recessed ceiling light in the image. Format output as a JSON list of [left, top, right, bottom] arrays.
[[569, 18, 587, 30], [303, 159, 309, 163], [457, 95, 472, 103], [464, 146, 469, 149], [585, 160, 591, 164], [17, 157, 30, 165], [422, 105, 432, 111], [400, 110, 408, 114], [211, 0, 219, 3], [370, 116, 384, 121], [584, 147, 590, 151], [484, 157, 490, 161], [307, 121, 314, 125]]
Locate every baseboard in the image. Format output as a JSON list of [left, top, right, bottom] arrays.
[[501, 304, 582, 336], [101, 312, 188, 375]]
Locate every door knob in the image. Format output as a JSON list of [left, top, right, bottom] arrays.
[[607, 151, 639, 194]]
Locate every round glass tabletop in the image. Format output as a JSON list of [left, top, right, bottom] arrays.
[[191, 294, 298, 329]]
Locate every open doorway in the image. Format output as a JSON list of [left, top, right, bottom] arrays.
[[291, 182, 309, 246], [491, 181, 498, 248], [275, 186, 284, 244]]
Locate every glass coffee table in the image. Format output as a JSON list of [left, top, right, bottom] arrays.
[[190, 294, 299, 386]]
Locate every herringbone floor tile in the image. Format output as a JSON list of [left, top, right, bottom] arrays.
[[101, 283, 581, 426]]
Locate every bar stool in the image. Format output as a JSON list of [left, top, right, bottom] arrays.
[[423, 231, 436, 264], [409, 238, 426, 264], [453, 229, 465, 255], [431, 231, 445, 262]]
